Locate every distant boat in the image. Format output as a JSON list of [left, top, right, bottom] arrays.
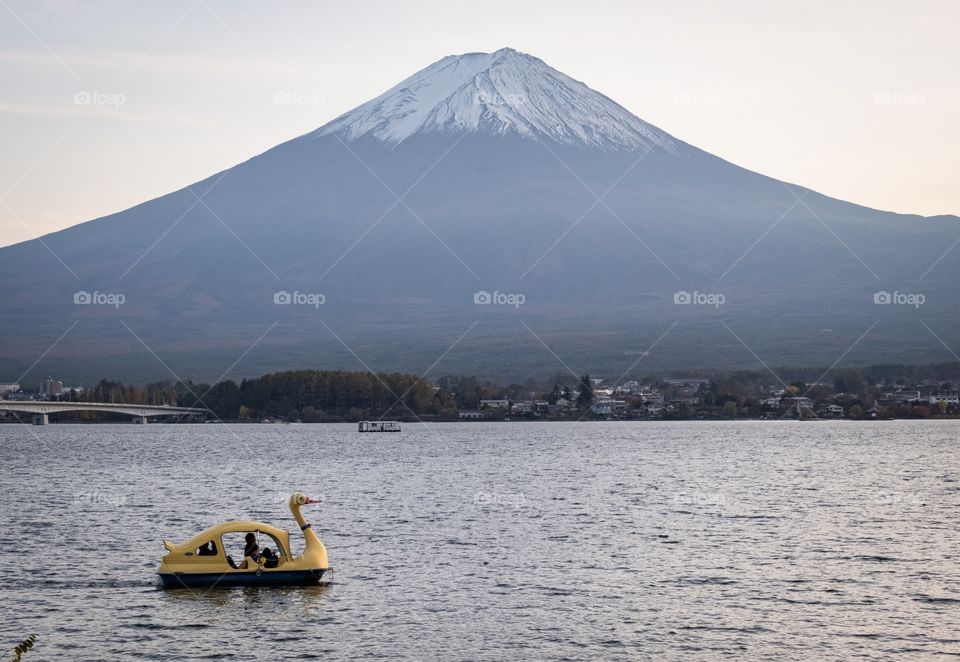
[[358, 420, 401, 432]]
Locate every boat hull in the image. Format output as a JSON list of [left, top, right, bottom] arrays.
[[159, 568, 326, 589]]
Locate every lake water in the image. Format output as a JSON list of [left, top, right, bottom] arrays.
[[2, 421, 959, 660]]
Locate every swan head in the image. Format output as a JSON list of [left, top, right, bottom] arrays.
[[290, 492, 320, 508]]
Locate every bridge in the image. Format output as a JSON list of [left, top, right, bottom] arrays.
[[0, 400, 210, 425]]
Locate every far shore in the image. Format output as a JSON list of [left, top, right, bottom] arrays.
[[3, 416, 958, 426]]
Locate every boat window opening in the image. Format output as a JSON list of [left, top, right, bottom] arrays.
[[221, 531, 286, 569], [195, 540, 218, 556]]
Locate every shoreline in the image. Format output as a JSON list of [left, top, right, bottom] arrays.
[[3, 416, 959, 426]]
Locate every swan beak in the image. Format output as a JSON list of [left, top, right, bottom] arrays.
[[304, 497, 321, 504]]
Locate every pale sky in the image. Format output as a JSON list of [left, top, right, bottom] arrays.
[[1, 0, 957, 248]]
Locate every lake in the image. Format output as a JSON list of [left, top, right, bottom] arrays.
[[2, 421, 959, 659]]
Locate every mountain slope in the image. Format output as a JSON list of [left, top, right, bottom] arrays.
[[0, 48, 957, 383]]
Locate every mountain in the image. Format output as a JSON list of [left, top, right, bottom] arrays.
[[1, 48, 958, 384]]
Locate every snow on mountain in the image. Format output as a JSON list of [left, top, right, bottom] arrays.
[[318, 47, 679, 153]]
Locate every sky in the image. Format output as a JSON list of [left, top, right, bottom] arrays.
[[0, 0, 957, 248]]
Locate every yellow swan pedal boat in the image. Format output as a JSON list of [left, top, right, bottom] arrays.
[[157, 492, 329, 589]]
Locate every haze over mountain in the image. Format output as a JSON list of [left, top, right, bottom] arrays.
[[1, 48, 957, 384]]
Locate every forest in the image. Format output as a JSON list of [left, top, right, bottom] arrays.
[[75, 370, 440, 421]]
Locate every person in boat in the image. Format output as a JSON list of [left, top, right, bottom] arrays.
[[261, 546, 279, 568], [244, 533, 259, 559], [243, 532, 281, 568]]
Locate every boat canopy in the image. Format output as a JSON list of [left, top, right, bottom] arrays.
[[164, 519, 292, 557]]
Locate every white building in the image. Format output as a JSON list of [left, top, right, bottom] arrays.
[[818, 404, 844, 417], [40, 377, 63, 397], [591, 396, 626, 415], [510, 401, 534, 414], [642, 392, 664, 406], [889, 390, 921, 403], [929, 392, 959, 407], [644, 401, 664, 417], [664, 378, 710, 389]]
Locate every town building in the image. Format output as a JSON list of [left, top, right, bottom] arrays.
[[664, 378, 710, 389], [40, 377, 64, 398], [929, 392, 959, 407], [510, 401, 534, 414], [639, 391, 664, 417], [816, 404, 845, 417], [784, 396, 815, 416], [479, 399, 510, 410], [591, 396, 627, 416]]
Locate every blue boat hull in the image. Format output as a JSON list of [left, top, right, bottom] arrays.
[[159, 568, 326, 589]]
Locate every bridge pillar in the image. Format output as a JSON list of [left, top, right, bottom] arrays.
[[32, 413, 49, 426], [133, 416, 148, 424]]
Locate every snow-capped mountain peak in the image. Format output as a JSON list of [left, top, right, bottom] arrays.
[[318, 48, 678, 153]]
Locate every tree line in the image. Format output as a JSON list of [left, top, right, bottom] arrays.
[[75, 370, 438, 421], [62, 360, 960, 422]]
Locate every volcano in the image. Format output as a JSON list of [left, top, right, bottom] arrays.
[[1, 48, 957, 383]]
